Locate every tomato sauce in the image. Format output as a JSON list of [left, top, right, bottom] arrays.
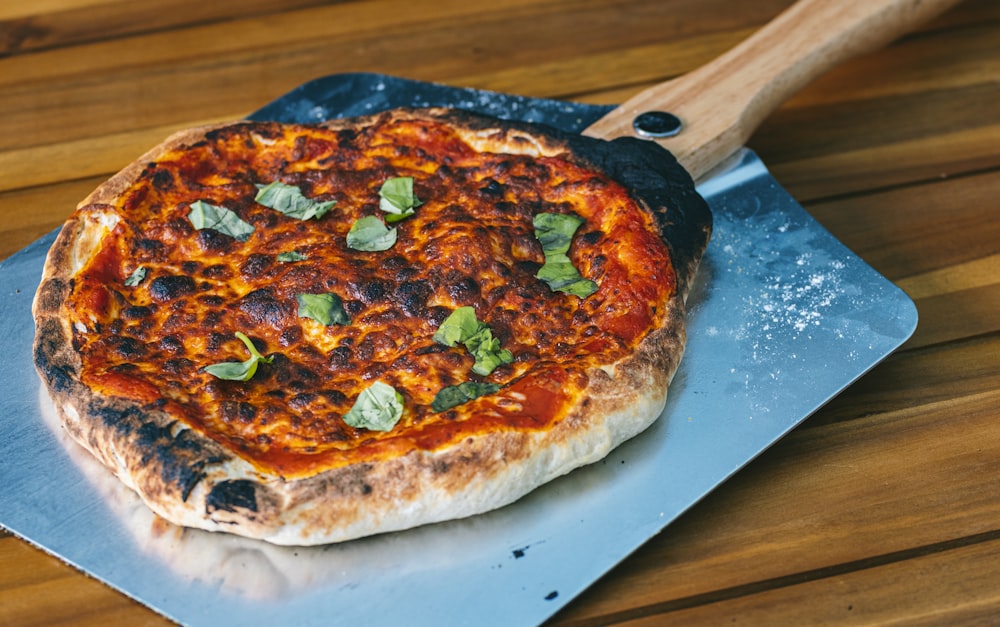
[[66, 117, 676, 478]]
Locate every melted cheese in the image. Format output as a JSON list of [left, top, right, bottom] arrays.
[[63, 118, 676, 478]]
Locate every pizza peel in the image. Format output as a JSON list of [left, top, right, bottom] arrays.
[[0, 0, 955, 625]]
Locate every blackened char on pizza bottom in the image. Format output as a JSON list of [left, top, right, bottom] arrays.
[[32, 107, 711, 545]]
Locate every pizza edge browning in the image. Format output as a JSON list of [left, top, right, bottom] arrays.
[[32, 108, 711, 545]]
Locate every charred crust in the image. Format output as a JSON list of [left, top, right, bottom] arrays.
[[239, 253, 274, 281], [195, 228, 234, 253], [238, 287, 288, 327], [556, 131, 711, 299], [35, 277, 70, 312], [148, 275, 196, 303], [392, 279, 432, 318], [127, 418, 225, 502], [33, 340, 77, 395], [206, 479, 259, 514], [151, 168, 174, 191]]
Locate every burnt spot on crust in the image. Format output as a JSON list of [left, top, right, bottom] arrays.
[[121, 305, 153, 320], [288, 393, 316, 410], [206, 480, 258, 514], [479, 178, 505, 197], [196, 228, 234, 253], [123, 416, 227, 502], [379, 255, 408, 272], [135, 238, 165, 258], [151, 168, 174, 191], [579, 230, 603, 247], [163, 357, 194, 374], [268, 353, 321, 392], [148, 275, 196, 303], [238, 288, 288, 327], [393, 280, 432, 317], [202, 263, 231, 280], [355, 278, 390, 304], [33, 319, 77, 394], [220, 401, 259, 424], [328, 345, 352, 369], [564, 133, 711, 296], [105, 335, 146, 360], [205, 331, 227, 352], [239, 253, 273, 281], [279, 325, 303, 347], [445, 273, 480, 304], [318, 463, 377, 499], [34, 277, 69, 313]]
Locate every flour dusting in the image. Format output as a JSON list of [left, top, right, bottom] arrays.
[[689, 195, 871, 400]]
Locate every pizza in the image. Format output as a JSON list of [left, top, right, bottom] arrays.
[[32, 107, 711, 545]]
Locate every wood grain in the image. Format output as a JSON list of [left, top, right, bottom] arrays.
[[1, 0, 998, 624], [584, 0, 964, 180]]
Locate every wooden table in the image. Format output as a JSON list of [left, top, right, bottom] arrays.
[[2, 0, 998, 624]]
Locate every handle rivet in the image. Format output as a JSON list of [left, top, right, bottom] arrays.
[[633, 111, 682, 138]]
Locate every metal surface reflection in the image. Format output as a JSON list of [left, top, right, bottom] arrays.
[[0, 75, 917, 626]]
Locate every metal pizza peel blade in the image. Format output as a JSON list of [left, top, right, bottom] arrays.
[[0, 0, 956, 625]]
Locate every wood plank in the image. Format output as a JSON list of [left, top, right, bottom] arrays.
[[0, 0, 586, 147], [809, 333, 1000, 427], [0, 116, 235, 194], [769, 122, 1000, 201], [551, 386, 1000, 624], [897, 253, 1000, 301], [0, 1, 339, 56], [0, 0, 114, 22], [1, 1, 990, 197], [607, 536, 1000, 625], [0, 0, 721, 90], [561, 0, 999, 108], [806, 169, 1000, 281], [907, 284, 1000, 349], [0, 177, 106, 260], [0, 537, 168, 626], [0, 28, 756, 194], [750, 19, 1000, 198], [756, 19, 1000, 151], [769, 18, 1000, 111], [0, 0, 792, 153], [451, 29, 754, 102]]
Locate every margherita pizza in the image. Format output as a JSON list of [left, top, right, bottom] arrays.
[[32, 107, 711, 545]]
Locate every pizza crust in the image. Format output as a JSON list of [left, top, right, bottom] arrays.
[[33, 108, 709, 545]]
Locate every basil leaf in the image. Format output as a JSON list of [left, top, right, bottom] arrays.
[[536, 256, 599, 298], [203, 332, 273, 381], [533, 212, 581, 255], [296, 292, 350, 326], [465, 327, 514, 376], [124, 266, 147, 287], [432, 381, 501, 412], [346, 215, 397, 251], [188, 200, 255, 242], [255, 181, 335, 220], [433, 307, 513, 376], [432, 306, 482, 347], [378, 176, 422, 222], [277, 251, 307, 262], [533, 212, 598, 298], [343, 381, 403, 432]]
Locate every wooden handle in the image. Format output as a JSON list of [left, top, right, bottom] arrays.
[[583, 0, 961, 180]]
